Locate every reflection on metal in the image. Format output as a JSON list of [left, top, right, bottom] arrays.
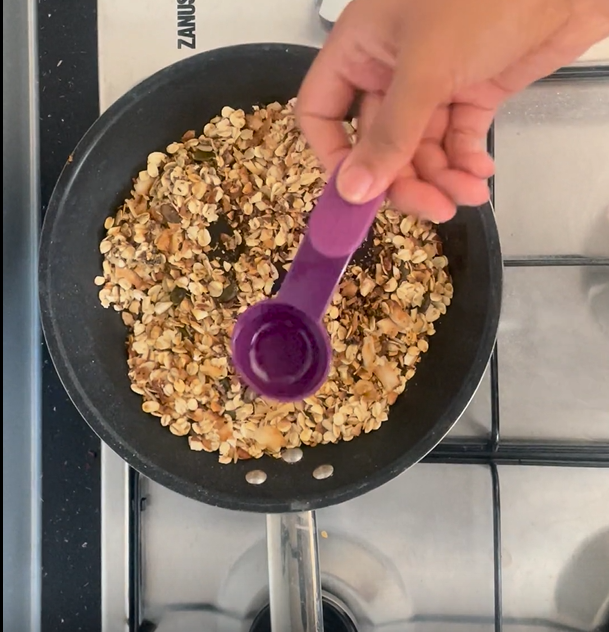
[[312, 465, 334, 480], [267, 512, 324, 632], [495, 79, 609, 258], [498, 267, 609, 441], [281, 448, 304, 464], [246, 470, 268, 485], [100, 446, 130, 632], [3, 0, 42, 629]]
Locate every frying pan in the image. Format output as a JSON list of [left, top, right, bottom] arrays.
[[39, 44, 502, 631]]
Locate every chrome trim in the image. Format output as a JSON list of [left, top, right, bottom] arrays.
[[267, 511, 324, 632], [3, 0, 42, 628], [101, 446, 130, 632]]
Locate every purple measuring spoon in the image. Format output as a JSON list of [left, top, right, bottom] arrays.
[[231, 168, 385, 401]]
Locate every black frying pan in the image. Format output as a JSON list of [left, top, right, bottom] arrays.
[[39, 43, 502, 514]]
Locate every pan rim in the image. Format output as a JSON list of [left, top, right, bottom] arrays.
[[39, 42, 503, 513]]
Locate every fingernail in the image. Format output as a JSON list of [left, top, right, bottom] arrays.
[[337, 163, 375, 204]]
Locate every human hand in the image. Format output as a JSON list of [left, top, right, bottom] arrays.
[[297, 0, 609, 222]]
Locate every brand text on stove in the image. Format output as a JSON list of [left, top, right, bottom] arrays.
[[177, 0, 196, 50]]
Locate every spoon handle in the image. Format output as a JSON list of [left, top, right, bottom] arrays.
[[277, 168, 385, 322], [277, 237, 350, 323], [307, 168, 385, 259]]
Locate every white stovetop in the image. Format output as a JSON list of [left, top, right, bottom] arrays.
[[98, 0, 609, 112], [98, 0, 326, 111]]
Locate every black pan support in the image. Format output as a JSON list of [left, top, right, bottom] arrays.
[[38, 44, 503, 631]]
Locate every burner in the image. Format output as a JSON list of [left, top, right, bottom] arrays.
[[249, 597, 358, 632]]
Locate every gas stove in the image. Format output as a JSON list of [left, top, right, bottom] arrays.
[[97, 3, 609, 628], [4, 0, 608, 631]]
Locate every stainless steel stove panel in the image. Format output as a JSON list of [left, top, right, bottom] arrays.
[[500, 466, 609, 631], [498, 266, 609, 441], [494, 79, 609, 259], [141, 464, 495, 631]]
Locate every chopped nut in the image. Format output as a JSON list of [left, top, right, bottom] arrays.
[[362, 336, 376, 370], [374, 362, 401, 392], [254, 425, 285, 453], [359, 276, 375, 297]]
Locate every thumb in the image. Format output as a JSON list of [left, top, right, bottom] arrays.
[[337, 60, 447, 204]]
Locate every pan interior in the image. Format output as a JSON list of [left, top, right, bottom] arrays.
[[39, 44, 502, 513]]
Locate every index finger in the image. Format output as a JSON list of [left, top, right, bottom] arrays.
[[296, 41, 356, 172]]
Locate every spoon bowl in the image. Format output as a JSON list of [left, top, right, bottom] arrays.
[[232, 300, 331, 401]]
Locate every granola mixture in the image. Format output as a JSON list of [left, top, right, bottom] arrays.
[[96, 100, 453, 464]]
